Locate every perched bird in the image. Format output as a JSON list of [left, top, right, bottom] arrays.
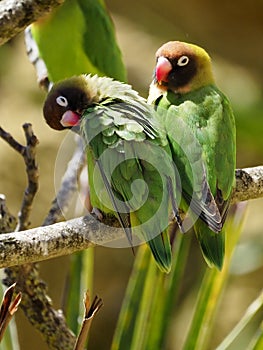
[[43, 74, 182, 273], [27, 0, 126, 83], [148, 41, 236, 269], [26, 0, 127, 212], [27, 1, 127, 329]]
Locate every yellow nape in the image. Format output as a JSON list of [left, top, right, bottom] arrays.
[[187, 43, 215, 91]]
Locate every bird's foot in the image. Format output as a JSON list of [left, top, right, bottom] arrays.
[[91, 207, 103, 221]]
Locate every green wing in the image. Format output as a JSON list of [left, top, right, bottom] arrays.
[[161, 102, 222, 233], [161, 85, 235, 217], [78, 0, 126, 81], [31, 0, 126, 82], [158, 85, 236, 269], [81, 99, 176, 272]]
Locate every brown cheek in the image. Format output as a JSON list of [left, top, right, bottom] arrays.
[[43, 106, 65, 131], [47, 118, 65, 130]]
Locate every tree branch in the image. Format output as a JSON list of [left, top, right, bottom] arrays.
[[1, 123, 263, 349], [0, 0, 64, 46], [1, 124, 78, 349], [3, 264, 76, 349], [233, 166, 263, 202], [0, 194, 17, 233], [0, 214, 123, 269], [0, 165, 262, 268]]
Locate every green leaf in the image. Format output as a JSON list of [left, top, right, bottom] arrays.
[[182, 203, 247, 350], [65, 249, 94, 335], [143, 231, 191, 349], [111, 226, 191, 350], [65, 252, 83, 334], [111, 245, 152, 350], [216, 291, 263, 350], [249, 321, 263, 350]]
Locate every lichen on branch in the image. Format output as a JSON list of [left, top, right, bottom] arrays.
[[0, 0, 64, 45]]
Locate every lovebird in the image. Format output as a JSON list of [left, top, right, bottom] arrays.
[[28, 0, 126, 83], [43, 74, 183, 273], [148, 41, 236, 269]]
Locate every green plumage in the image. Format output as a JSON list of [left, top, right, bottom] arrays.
[[155, 85, 235, 269], [148, 41, 236, 269], [30, 0, 126, 82], [77, 75, 176, 272], [43, 74, 177, 272]]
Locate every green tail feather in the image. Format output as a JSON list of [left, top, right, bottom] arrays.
[[194, 219, 225, 270], [146, 231, 172, 273]]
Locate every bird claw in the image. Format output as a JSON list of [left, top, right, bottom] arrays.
[[91, 207, 103, 221]]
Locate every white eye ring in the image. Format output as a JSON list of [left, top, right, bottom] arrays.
[[177, 55, 189, 66], [56, 96, 68, 107]]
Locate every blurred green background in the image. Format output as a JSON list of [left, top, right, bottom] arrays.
[[0, 0, 262, 349]]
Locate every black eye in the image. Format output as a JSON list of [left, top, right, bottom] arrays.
[[56, 96, 68, 107], [177, 55, 189, 66]]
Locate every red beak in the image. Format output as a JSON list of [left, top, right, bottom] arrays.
[[60, 110, 81, 127], [155, 56, 172, 83]]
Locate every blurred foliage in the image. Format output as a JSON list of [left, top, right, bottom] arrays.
[[236, 103, 263, 167], [106, 0, 263, 87], [0, 0, 262, 349]]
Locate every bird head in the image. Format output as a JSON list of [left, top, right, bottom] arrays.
[[153, 41, 215, 94], [43, 76, 92, 130]]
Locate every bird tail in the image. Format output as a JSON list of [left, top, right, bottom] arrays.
[[194, 219, 225, 270], [146, 230, 172, 273]]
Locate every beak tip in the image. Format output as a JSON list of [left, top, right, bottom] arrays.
[[156, 56, 172, 83], [60, 110, 80, 127]]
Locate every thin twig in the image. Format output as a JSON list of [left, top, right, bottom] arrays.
[[74, 291, 103, 350], [0, 127, 24, 153], [0, 124, 39, 231], [24, 26, 51, 89], [0, 283, 22, 341], [17, 124, 39, 231], [43, 135, 85, 226]]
